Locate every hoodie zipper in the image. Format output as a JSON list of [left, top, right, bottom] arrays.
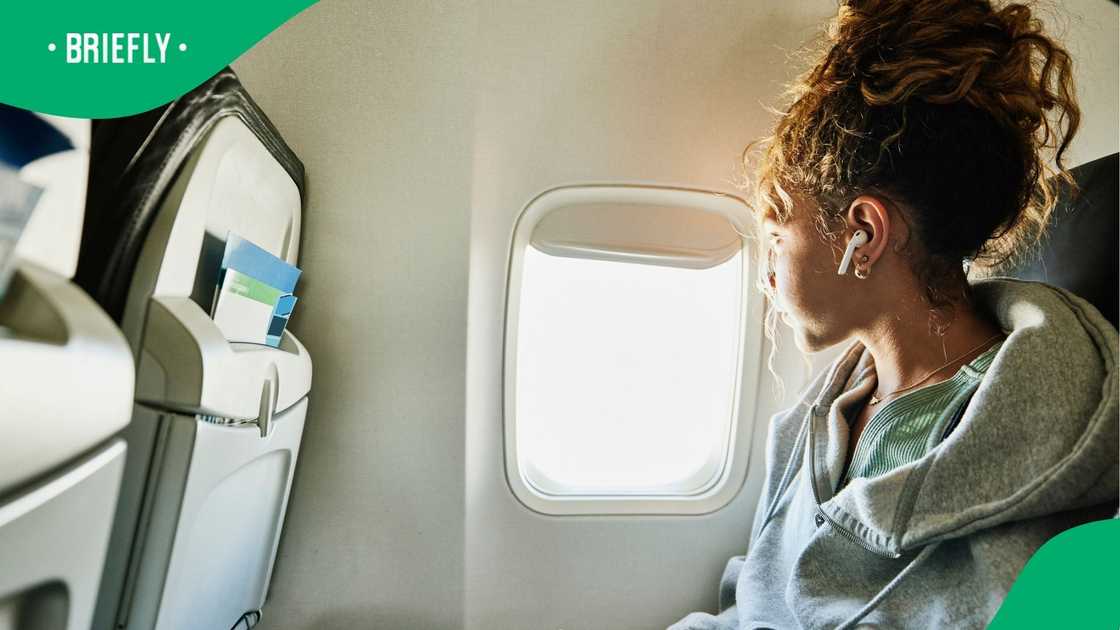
[[813, 505, 901, 559], [807, 418, 902, 559]]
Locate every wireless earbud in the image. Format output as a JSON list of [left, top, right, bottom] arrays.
[[837, 229, 869, 275]]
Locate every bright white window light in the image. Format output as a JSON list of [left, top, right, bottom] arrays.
[[514, 245, 743, 496]]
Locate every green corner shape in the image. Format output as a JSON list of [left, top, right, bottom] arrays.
[[988, 518, 1119, 629], [0, 0, 317, 117]]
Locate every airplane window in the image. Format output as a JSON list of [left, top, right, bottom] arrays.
[[513, 244, 743, 496]]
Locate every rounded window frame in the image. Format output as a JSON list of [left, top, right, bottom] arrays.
[[502, 184, 765, 516]]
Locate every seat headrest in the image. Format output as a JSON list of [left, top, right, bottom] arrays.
[[1004, 152, 1119, 329]]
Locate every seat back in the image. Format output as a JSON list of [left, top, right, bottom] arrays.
[[1004, 152, 1119, 328], [75, 67, 305, 323]]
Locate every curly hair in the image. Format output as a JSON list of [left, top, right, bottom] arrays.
[[743, 0, 1081, 334]]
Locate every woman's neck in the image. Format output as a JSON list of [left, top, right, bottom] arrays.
[[858, 300, 1004, 396]]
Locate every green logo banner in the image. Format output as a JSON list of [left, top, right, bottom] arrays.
[[989, 518, 1119, 629], [0, 0, 317, 117]]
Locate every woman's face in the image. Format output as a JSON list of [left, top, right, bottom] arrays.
[[762, 198, 862, 352]]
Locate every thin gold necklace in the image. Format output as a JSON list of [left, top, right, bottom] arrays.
[[868, 332, 1003, 406]]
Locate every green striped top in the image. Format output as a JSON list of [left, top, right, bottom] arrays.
[[842, 340, 1005, 486]]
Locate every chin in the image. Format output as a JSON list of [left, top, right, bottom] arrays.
[[787, 318, 844, 354], [792, 331, 828, 354]]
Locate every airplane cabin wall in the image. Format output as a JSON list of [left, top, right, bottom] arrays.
[[236, 2, 476, 627]]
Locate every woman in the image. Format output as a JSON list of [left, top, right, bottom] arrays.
[[671, 0, 1118, 628]]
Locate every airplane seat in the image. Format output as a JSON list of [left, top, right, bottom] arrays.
[[1001, 152, 1119, 329], [0, 108, 134, 630], [73, 68, 313, 630]]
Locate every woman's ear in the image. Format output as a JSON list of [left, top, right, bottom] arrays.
[[845, 195, 891, 265]]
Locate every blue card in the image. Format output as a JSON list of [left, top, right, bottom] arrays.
[[214, 232, 302, 347], [220, 232, 301, 294]]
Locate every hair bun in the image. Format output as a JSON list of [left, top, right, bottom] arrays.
[[826, 0, 1072, 137]]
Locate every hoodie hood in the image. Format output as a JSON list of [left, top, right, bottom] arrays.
[[808, 277, 1118, 557]]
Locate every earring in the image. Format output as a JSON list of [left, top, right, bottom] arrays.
[[853, 254, 871, 279]]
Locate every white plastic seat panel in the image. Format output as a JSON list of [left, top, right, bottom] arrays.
[[0, 441, 126, 630], [0, 264, 133, 497], [119, 399, 307, 630]]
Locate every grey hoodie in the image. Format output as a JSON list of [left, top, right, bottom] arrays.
[[670, 278, 1119, 629]]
